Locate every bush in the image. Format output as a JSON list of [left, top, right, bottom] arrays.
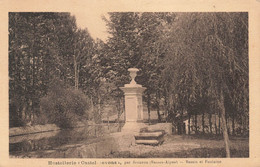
[[40, 79, 90, 129]]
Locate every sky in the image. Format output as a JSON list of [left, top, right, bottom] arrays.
[[70, 11, 110, 42]]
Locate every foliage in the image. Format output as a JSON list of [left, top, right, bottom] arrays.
[[40, 79, 90, 128], [9, 12, 95, 127], [9, 12, 248, 157], [104, 12, 176, 122], [161, 13, 248, 157], [162, 13, 248, 122], [103, 12, 248, 157]]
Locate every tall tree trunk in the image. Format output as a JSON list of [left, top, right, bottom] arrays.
[[242, 115, 247, 135], [241, 115, 244, 135], [188, 113, 191, 135], [195, 112, 198, 134], [17, 56, 22, 119], [117, 97, 121, 132], [123, 97, 126, 122], [218, 111, 221, 135], [180, 111, 183, 134], [98, 93, 101, 118], [77, 64, 80, 89], [232, 112, 235, 135], [209, 112, 212, 134], [95, 91, 101, 123], [163, 88, 169, 123], [156, 90, 161, 122], [226, 117, 230, 135], [117, 97, 121, 123], [215, 112, 218, 135], [73, 55, 78, 90], [30, 22, 36, 125], [31, 50, 36, 124], [244, 114, 248, 135], [90, 95, 94, 120], [147, 93, 151, 124], [219, 91, 231, 158], [202, 111, 205, 134], [24, 55, 31, 123], [164, 94, 168, 123]]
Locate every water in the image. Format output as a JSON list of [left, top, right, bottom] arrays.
[[10, 123, 123, 158]]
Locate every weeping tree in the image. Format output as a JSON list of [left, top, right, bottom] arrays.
[[162, 13, 248, 157]]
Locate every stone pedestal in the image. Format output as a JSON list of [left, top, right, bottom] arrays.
[[120, 68, 146, 133], [118, 68, 166, 146], [120, 86, 146, 122]]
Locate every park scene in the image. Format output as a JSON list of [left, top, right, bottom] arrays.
[[9, 12, 248, 158]]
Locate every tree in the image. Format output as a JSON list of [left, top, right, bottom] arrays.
[[71, 28, 94, 90], [162, 13, 248, 157], [104, 12, 176, 122], [141, 13, 176, 121], [9, 12, 95, 126], [103, 13, 248, 157]]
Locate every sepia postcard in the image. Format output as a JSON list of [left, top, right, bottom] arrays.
[[0, 0, 259, 166]]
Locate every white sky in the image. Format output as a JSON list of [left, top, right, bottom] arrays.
[[71, 11, 110, 42]]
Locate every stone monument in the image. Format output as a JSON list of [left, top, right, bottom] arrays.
[[120, 68, 146, 132], [117, 68, 167, 146]]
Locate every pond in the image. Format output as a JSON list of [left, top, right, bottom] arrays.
[[10, 123, 124, 158]]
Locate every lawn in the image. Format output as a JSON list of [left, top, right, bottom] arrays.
[[107, 134, 249, 158]]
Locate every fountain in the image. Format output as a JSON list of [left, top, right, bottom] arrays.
[[120, 68, 146, 132], [119, 68, 165, 146]]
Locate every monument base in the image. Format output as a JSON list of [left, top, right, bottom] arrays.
[[121, 122, 147, 133]]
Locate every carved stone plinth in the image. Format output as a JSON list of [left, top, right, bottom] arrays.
[[120, 68, 146, 133]]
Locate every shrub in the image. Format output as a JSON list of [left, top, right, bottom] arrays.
[[40, 79, 90, 129]]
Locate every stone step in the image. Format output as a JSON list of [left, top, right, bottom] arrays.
[[134, 131, 165, 146], [135, 138, 164, 146], [134, 131, 164, 140]]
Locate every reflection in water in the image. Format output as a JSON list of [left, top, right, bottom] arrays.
[[10, 123, 123, 158], [9, 130, 60, 144]]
